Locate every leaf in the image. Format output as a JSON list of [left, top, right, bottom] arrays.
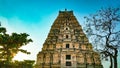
[[19, 49, 31, 54]]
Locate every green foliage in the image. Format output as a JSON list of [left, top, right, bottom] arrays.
[[0, 27, 6, 34], [0, 60, 35, 68], [0, 25, 33, 64]]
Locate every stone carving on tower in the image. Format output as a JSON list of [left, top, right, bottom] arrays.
[[35, 9, 103, 68]]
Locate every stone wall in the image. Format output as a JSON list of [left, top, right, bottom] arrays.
[[35, 10, 103, 68]]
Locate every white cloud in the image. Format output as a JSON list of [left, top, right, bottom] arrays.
[[0, 16, 14, 34]]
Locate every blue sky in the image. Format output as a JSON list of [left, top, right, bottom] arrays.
[[0, 0, 120, 68]]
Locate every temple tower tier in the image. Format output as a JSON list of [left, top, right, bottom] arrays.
[[35, 9, 103, 68]]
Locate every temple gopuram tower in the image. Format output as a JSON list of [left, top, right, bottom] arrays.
[[36, 9, 103, 68]]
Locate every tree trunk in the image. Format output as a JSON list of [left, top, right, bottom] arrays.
[[114, 49, 118, 68], [109, 55, 113, 68], [114, 56, 117, 68], [6, 47, 12, 65]]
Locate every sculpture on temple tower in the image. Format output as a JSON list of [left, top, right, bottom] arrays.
[[35, 9, 103, 68]]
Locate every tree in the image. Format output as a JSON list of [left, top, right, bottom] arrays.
[[0, 60, 35, 68], [14, 60, 35, 68], [0, 25, 33, 64], [84, 7, 120, 68]]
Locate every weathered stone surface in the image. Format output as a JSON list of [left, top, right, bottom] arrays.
[[35, 10, 103, 68]]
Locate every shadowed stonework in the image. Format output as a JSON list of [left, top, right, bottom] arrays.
[[35, 9, 103, 68]]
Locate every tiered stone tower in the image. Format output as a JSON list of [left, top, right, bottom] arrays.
[[36, 9, 103, 68]]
